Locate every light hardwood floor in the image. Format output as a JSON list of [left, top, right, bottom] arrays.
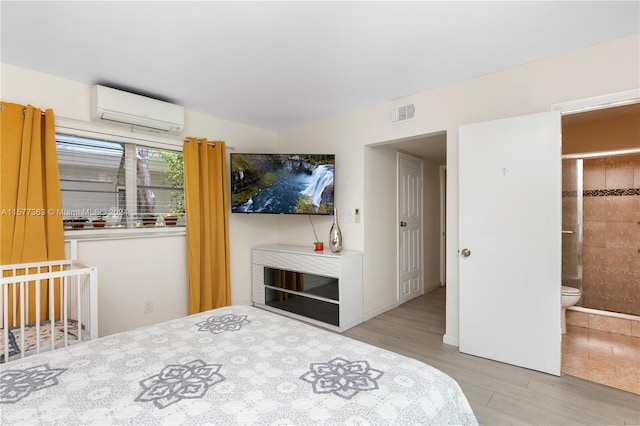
[[343, 287, 640, 425]]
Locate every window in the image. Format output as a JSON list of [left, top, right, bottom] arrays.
[[56, 134, 184, 230]]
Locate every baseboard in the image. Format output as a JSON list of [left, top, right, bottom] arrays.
[[364, 300, 399, 321], [424, 281, 440, 293], [443, 334, 459, 347]]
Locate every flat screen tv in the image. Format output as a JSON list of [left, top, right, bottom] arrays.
[[230, 153, 334, 214]]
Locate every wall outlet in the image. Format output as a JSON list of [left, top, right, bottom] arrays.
[[144, 301, 153, 313]]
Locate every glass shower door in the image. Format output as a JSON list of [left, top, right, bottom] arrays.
[[561, 159, 583, 294]]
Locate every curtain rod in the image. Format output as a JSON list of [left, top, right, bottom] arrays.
[[0, 105, 50, 115], [21, 107, 46, 116], [184, 138, 215, 146], [183, 138, 235, 150]]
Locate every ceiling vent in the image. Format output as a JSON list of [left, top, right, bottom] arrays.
[[91, 85, 184, 134], [391, 103, 415, 124]]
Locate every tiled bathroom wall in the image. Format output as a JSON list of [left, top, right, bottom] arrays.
[[582, 154, 640, 316]]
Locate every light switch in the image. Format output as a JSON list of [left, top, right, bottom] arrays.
[[344, 212, 354, 224]]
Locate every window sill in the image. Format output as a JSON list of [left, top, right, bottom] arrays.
[[64, 226, 186, 241]]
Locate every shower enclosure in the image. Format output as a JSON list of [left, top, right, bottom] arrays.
[[562, 152, 640, 317]]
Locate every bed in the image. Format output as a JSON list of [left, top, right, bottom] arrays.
[[0, 304, 477, 425]]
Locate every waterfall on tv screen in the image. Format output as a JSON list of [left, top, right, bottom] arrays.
[[231, 157, 334, 214], [301, 164, 334, 207]]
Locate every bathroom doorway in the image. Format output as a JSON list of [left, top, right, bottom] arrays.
[[560, 102, 640, 394]]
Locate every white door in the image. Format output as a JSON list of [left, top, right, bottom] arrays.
[[459, 111, 562, 376], [398, 153, 423, 305]]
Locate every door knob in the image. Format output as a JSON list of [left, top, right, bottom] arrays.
[[460, 248, 471, 257], [400, 221, 407, 227]]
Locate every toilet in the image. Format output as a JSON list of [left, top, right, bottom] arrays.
[[561, 286, 582, 334]]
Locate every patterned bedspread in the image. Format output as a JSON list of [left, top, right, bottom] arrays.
[[0, 305, 477, 425]]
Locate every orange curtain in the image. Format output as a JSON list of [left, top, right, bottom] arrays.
[[0, 102, 65, 324], [183, 137, 231, 314]]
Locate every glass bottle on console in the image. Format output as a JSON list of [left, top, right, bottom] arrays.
[[329, 208, 342, 253]]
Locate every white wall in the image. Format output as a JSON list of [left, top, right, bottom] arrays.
[[65, 234, 187, 336], [362, 144, 399, 318], [2, 63, 278, 336], [275, 34, 640, 342]]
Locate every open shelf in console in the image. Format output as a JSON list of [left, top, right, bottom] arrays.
[[263, 266, 340, 325], [252, 244, 363, 332]]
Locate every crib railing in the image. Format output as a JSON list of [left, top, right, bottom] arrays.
[[1, 260, 98, 362]]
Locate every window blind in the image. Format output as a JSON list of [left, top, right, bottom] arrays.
[[56, 134, 184, 230]]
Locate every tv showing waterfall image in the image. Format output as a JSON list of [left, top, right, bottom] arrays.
[[230, 153, 335, 215]]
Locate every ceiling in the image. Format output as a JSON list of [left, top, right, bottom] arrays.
[[1, 1, 638, 163]]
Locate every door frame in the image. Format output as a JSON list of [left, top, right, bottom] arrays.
[[551, 89, 639, 115], [439, 165, 446, 286]]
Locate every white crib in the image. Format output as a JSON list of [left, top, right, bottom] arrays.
[[1, 260, 98, 363]]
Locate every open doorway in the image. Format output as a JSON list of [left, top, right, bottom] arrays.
[[560, 101, 640, 394], [363, 131, 447, 315]]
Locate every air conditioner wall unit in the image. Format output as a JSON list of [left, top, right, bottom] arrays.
[[90, 85, 184, 134]]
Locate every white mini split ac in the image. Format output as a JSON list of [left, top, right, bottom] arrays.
[[91, 85, 184, 134]]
